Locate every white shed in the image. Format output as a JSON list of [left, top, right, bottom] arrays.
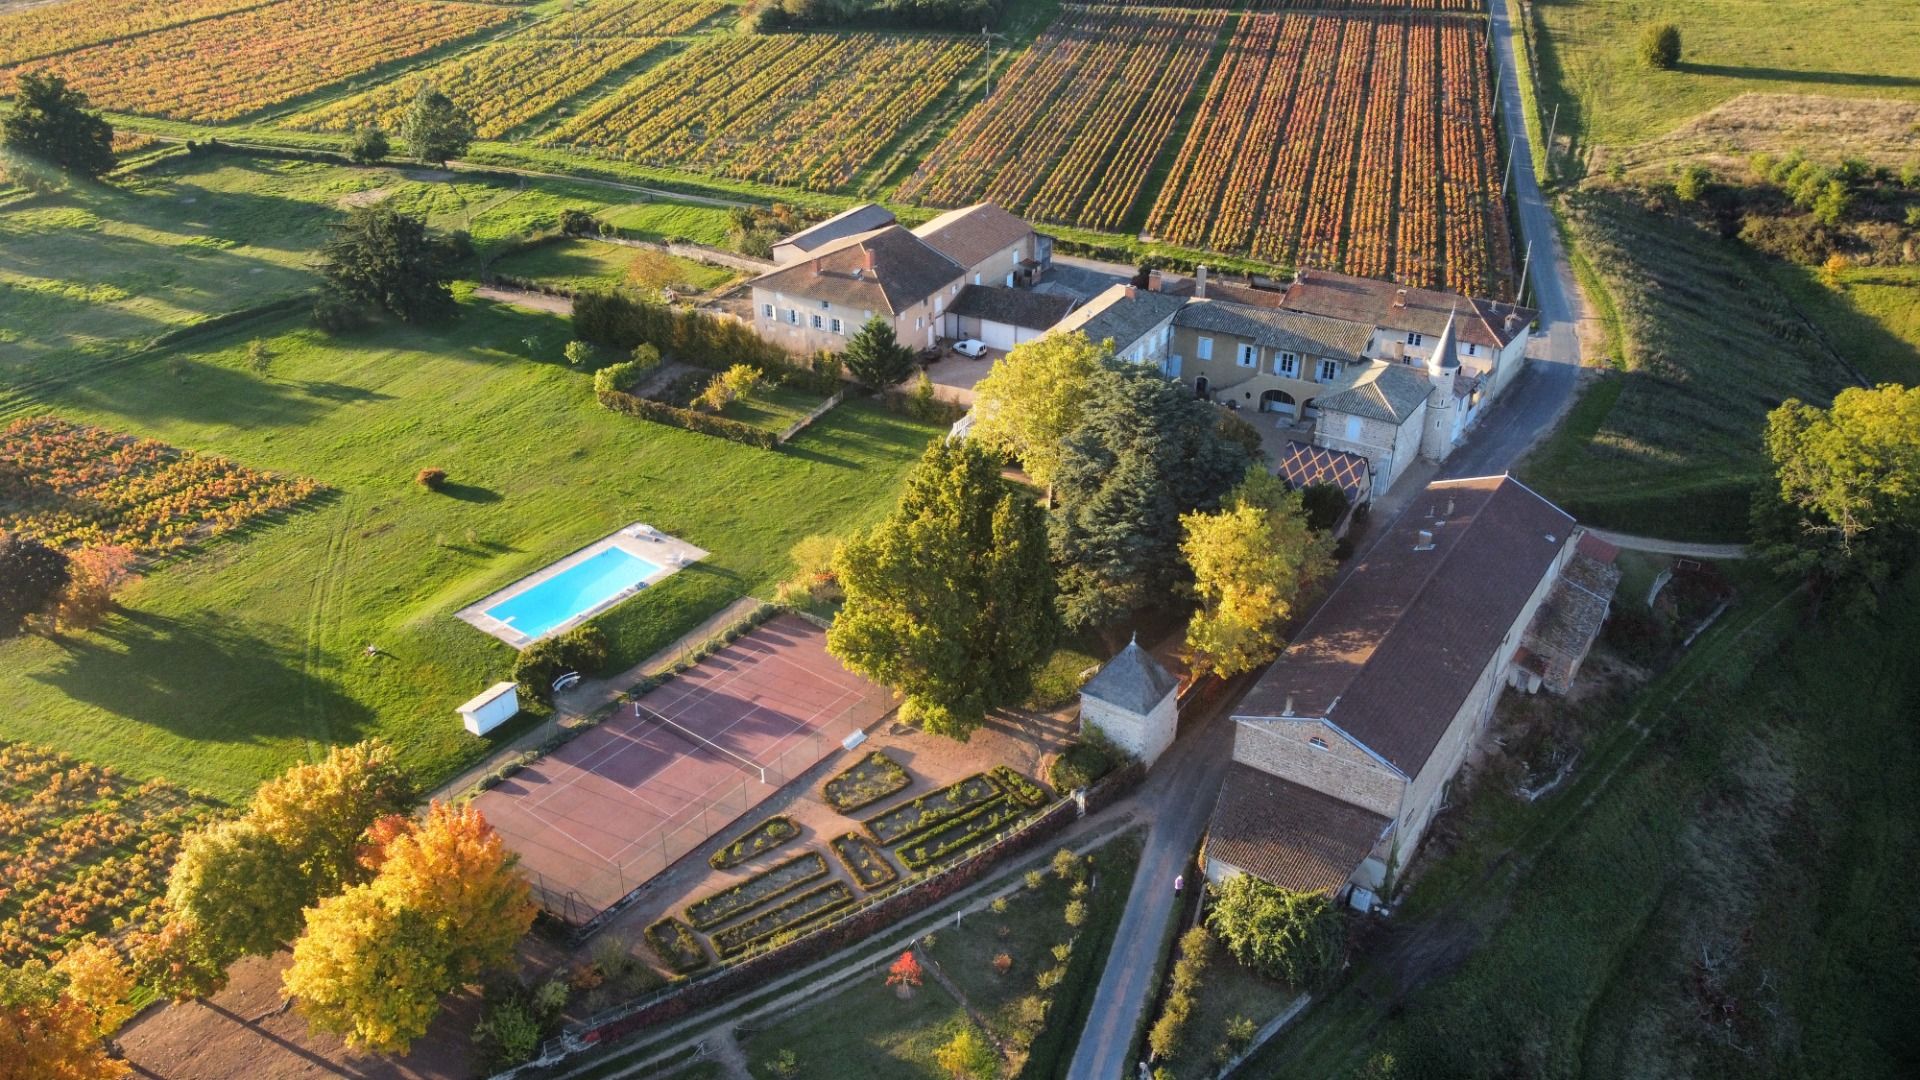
[[459, 682, 521, 736], [1078, 635, 1180, 767]]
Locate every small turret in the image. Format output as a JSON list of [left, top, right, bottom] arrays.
[[1426, 306, 1460, 380]]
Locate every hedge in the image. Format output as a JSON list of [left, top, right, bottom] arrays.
[[709, 815, 800, 870], [822, 750, 912, 813], [684, 850, 827, 930], [574, 289, 841, 395], [597, 387, 778, 449], [897, 797, 1034, 871], [830, 832, 900, 891], [643, 918, 708, 975], [990, 766, 1049, 808], [712, 880, 857, 957], [866, 772, 1001, 845]]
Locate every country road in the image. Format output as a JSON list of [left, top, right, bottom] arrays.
[[1063, 4, 1598, 1076]]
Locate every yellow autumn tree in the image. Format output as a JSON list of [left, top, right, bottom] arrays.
[[248, 738, 411, 896], [968, 332, 1112, 498], [0, 960, 129, 1080], [1180, 468, 1335, 678], [52, 939, 137, 1037], [283, 802, 535, 1054]]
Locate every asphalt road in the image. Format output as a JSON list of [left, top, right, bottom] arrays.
[[1065, 5, 1595, 1077]]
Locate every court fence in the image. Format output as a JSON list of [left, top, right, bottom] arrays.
[[492, 759, 1147, 1080]]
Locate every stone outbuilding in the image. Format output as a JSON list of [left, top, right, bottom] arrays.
[[1078, 636, 1179, 767]]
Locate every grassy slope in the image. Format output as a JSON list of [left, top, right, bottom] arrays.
[[1520, 186, 1856, 540], [0, 299, 935, 801], [490, 238, 736, 294], [0, 154, 732, 384], [1530, 0, 1920, 155], [1766, 262, 1920, 386]]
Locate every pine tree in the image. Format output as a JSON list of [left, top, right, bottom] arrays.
[[0, 533, 71, 638], [402, 85, 473, 166], [1050, 364, 1252, 628], [841, 316, 916, 389], [829, 440, 1057, 740], [1, 73, 115, 182], [317, 206, 466, 323]]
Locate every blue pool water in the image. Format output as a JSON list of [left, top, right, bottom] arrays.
[[486, 547, 661, 640]]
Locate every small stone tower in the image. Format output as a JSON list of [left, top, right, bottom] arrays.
[[1078, 635, 1180, 767], [1421, 307, 1460, 460]]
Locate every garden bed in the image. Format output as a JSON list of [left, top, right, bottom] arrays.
[[897, 797, 1033, 871], [644, 917, 709, 975], [989, 766, 1048, 808], [823, 750, 912, 813], [708, 814, 799, 870], [829, 832, 900, 891], [865, 772, 1001, 846], [684, 850, 828, 930], [712, 880, 857, 958]]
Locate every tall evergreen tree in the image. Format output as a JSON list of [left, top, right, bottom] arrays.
[[841, 316, 916, 389], [1, 73, 114, 182], [1050, 363, 1252, 628], [317, 206, 465, 323], [829, 439, 1057, 739], [0, 534, 71, 638]]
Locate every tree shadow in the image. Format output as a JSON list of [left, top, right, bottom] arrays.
[[33, 607, 372, 747], [56, 356, 332, 429], [438, 482, 504, 504], [295, 380, 395, 405], [1677, 62, 1920, 90]]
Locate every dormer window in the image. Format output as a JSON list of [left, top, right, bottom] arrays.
[[1309, 737, 1329, 750], [1406, 332, 1423, 346]]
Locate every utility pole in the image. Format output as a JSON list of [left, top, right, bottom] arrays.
[[982, 26, 1007, 100], [1502, 141, 1516, 197], [1517, 239, 1534, 308], [1543, 103, 1560, 164]]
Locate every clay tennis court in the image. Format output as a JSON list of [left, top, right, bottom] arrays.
[[474, 613, 892, 924]]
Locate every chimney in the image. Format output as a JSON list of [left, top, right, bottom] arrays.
[[1148, 268, 1165, 292], [812, 255, 822, 273], [860, 245, 875, 273], [1282, 694, 1294, 717], [1415, 529, 1436, 551], [1195, 264, 1209, 299], [1394, 288, 1408, 309], [1125, 284, 1138, 300]]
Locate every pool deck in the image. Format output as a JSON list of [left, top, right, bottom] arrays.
[[455, 523, 707, 649]]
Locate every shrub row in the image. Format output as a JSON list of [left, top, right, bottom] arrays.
[[708, 815, 799, 871], [1146, 926, 1216, 1063], [1048, 737, 1116, 792], [642, 918, 708, 975], [865, 772, 1001, 845], [597, 387, 779, 450], [990, 766, 1048, 808], [683, 851, 827, 930], [712, 880, 857, 958], [574, 289, 841, 396], [822, 750, 912, 813], [898, 797, 1034, 871], [829, 832, 900, 891]]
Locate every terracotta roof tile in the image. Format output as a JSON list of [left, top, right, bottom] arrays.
[[1207, 763, 1389, 895], [1281, 267, 1537, 349], [749, 225, 961, 315]]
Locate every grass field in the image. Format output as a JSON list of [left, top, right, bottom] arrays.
[[0, 154, 735, 385], [0, 296, 936, 801], [1529, 0, 1920, 156], [1519, 185, 1856, 540], [1765, 262, 1920, 387], [491, 239, 736, 295]]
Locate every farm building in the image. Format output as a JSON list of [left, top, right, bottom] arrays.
[[1205, 475, 1603, 901]]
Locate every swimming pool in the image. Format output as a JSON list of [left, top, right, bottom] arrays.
[[483, 547, 662, 641]]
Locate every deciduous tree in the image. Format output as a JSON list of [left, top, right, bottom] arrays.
[[367, 802, 535, 976], [968, 332, 1110, 497], [403, 85, 474, 166], [934, 1023, 999, 1080], [885, 949, 923, 999], [0, 533, 70, 639], [47, 545, 137, 633], [348, 124, 390, 165], [317, 206, 466, 324], [249, 739, 412, 897], [1050, 364, 1252, 628], [0, 960, 128, 1080], [1, 73, 114, 182], [829, 440, 1057, 739], [1754, 383, 1920, 608], [842, 316, 916, 390], [52, 939, 137, 1038], [1206, 875, 1345, 989], [1181, 469, 1335, 678], [164, 819, 308, 967]]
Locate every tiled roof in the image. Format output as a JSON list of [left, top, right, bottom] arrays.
[[911, 203, 1033, 271], [1280, 267, 1537, 349], [1207, 763, 1389, 896], [1274, 441, 1371, 503], [749, 225, 961, 315], [1236, 475, 1575, 776], [1052, 284, 1187, 351], [948, 284, 1078, 330], [1174, 299, 1374, 361], [1518, 545, 1621, 694], [1313, 362, 1432, 424], [773, 203, 897, 260], [1080, 637, 1179, 715]]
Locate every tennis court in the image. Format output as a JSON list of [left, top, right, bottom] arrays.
[[473, 613, 893, 925]]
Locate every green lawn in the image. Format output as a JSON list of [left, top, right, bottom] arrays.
[[0, 296, 935, 801], [740, 964, 973, 1080], [1765, 262, 1920, 387], [1530, 0, 1920, 154], [0, 153, 733, 385], [490, 238, 737, 294], [1520, 186, 1857, 540], [723, 385, 829, 435], [1159, 951, 1296, 1080]]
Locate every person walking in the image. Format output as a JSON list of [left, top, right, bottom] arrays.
[[1173, 874, 1184, 896]]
